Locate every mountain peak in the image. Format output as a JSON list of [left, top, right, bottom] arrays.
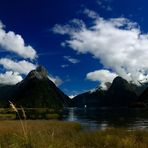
[[36, 65, 48, 77], [113, 76, 125, 82], [110, 76, 129, 89], [26, 65, 48, 80]]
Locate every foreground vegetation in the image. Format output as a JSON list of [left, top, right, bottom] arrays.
[[0, 120, 148, 148], [0, 108, 61, 120]]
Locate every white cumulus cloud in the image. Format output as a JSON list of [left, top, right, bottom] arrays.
[[0, 58, 63, 86], [86, 69, 117, 89], [0, 21, 63, 86], [0, 21, 37, 59], [0, 71, 23, 85], [53, 10, 148, 85], [0, 58, 36, 75]]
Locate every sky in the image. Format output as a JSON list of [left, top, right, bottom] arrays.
[[0, 0, 148, 96]]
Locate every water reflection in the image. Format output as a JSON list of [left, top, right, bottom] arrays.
[[62, 107, 148, 130], [67, 108, 77, 121]]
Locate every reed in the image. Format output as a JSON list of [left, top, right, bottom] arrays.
[[9, 101, 27, 140]]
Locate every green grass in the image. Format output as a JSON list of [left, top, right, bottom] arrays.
[[46, 113, 60, 119], [0, 120, 148, 148], [0, 113, 15, 119], [0, 108, 61, 120]]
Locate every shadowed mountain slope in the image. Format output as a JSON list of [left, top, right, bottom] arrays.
[[0, 66, 71, 108], [73, 76, 138, 107]]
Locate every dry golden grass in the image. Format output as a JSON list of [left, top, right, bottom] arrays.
[[0, 120, 81, 148], [0, 120, 147, 148]]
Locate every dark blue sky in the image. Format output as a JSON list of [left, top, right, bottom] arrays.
[[0, 0, 148, 96]]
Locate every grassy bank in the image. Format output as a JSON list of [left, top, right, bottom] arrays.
[[0, 120, 148, 148], [0, 108, 61, 120]]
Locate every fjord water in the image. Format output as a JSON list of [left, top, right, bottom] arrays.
[[62, 107, 148, 130]]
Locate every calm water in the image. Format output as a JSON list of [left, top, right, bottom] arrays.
[[62, 107, 148, 130]]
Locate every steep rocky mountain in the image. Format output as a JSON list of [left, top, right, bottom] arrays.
[[73, 76, 138, 107], [104, 77, 138, 106], [0, 66, 71, 108]]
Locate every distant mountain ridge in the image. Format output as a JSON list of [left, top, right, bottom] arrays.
[[0, 66, 148, 108], [72, 76, 148, 107]]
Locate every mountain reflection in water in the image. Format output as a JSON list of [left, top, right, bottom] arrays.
[[62, 107, 148, 130]]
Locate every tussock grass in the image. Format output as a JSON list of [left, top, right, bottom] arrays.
[[0, 120, 148, 148]]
